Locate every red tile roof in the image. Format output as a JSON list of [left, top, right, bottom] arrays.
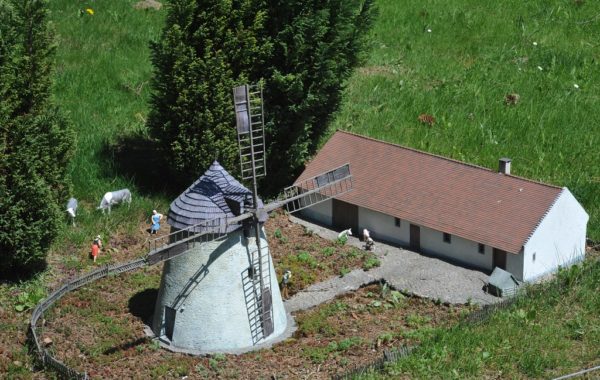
[[296, 131, 563, 254]]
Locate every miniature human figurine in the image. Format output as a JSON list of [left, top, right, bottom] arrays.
[[91, 235, 102, 263], [150, 209, 163, 234], [280, 270, 292, 299]]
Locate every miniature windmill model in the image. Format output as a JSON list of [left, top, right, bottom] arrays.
[[151, 83, 353, 353]]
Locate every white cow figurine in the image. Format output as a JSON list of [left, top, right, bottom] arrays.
[[66, 198, 78, 226], [97, 189, 132, 214]]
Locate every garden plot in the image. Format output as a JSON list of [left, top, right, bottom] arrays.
[[38, 212, 468, 379]]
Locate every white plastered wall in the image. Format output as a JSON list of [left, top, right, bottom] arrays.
[[505, 249, 524, 281], [358, 207, 495, 272], [419, 225, 492, 271], [299, 199, 332, 226], [358, 207, 409, 245], [522, 188, 588, 282]]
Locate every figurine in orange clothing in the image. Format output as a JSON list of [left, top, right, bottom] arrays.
[[91, 235, 102, 263]]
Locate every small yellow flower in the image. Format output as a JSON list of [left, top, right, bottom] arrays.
[[86, 8, 94, 15]]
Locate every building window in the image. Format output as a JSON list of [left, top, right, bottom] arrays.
[[394, 217, 401, 227], [478, 243, 485, 254], [443, 233, 451, 243], [533, 252, 536, 262]]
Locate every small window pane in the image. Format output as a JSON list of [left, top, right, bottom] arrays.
[[443, 233, 451, 243], [478, 243, 485, 254], [394, 217, 401, 227]]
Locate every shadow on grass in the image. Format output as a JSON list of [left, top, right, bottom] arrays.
[[0, 261, 48, 284], [103, 336, 150, 355], [98, 288, 157, 355], [100, 134, 183, 197], [128, 288, 158, 325]]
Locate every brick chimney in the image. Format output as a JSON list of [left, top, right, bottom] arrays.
[[499, 158, 511, 175]]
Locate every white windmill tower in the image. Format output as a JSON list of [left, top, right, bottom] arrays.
[[151, 84, 353, 353]]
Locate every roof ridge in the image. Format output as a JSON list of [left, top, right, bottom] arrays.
[[335, 129, 562, 190]]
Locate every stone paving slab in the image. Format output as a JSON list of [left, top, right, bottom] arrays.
[[285, 216, 499, 312]]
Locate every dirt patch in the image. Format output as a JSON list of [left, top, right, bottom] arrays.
[[45, 278, 465, 379], [133, 0, 162, 10]]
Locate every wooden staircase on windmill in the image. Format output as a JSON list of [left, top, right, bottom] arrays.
[[242, 241, 274, 344]]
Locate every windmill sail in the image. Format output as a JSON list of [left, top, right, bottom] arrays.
[[145, 159, 353, 267], [264, 163, 353, 214], [146, 217, 228, 265], [233, 84, 266, 180]]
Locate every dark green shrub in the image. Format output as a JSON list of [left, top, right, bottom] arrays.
[[0, 0, 73, 277], [148, 0, 376, 191]]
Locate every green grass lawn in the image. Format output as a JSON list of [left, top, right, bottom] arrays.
[[48, 0, 168, 251], [46, 0, 599, 245], [360, 257, 600, 379], [331, 0, 600, 240]]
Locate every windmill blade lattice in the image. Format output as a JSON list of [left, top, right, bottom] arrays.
[[233, 83, 275, 340], [233, 84, 266, 180], [265, 163, 353, 214], [144, 159, 353, 268]]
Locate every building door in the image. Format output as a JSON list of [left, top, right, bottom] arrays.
[[332, 199, 358, 235], [164, 306, 176, 341], [493, 248, 507, 270], [409, 224, 420, 252]]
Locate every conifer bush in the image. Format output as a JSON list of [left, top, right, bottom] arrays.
[[147, 0, 270, 183], [262, 0, 376, 192], [0, 0, 73, 276], [148, 0, 376, 191]]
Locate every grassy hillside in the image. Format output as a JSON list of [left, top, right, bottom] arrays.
[[361, 256, 600, 379], [331, 0, 600, 239], [48, 0, 168, 250], [47, 0, 599, 243], [1, 1, 598, 378]]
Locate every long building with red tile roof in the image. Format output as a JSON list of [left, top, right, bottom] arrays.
[[296, 131, 588, 281]]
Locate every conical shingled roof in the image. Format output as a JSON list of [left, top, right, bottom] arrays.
[[168, 161, 265, 233]]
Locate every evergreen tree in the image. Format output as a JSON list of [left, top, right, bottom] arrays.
[[148, 0, 375, 191], [262, 0, 376, 192], [0, 1, 18, 121], [147, 0, 270, 182], [0, 0, 73, 276]]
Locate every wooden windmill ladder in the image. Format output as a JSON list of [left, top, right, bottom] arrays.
[[244, 243, 274, 343], [234, 83, 273, 340], [234, 84, 266, 180]]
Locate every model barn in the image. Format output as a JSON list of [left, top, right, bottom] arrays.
[[297, 131, 588, 282]]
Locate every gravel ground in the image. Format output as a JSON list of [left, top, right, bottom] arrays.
[[285, 216, 499, 312]]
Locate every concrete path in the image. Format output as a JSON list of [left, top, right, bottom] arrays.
[[285, 217, 499, 313]]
